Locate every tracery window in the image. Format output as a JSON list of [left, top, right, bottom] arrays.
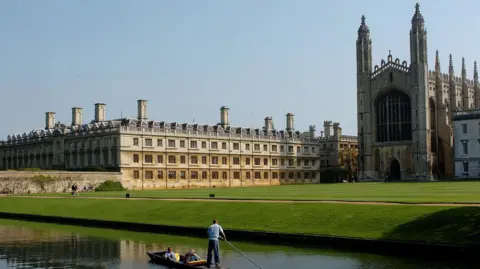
[[375, 90, 412, 142]]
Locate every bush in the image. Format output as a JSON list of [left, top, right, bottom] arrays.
[[95, 180, 126, 192]]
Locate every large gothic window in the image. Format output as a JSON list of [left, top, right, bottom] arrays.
[[375, 90, 412, 142]]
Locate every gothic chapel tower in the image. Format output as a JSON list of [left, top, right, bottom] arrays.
[[356, 15, 373, 180], [356, 4, 444, 180]]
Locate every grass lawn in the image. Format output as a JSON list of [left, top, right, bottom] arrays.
[[0, 197, 479, 246], [28, 181, 480, 203]]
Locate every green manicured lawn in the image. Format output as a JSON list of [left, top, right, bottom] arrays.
[[29, 181, 480, 203], [0, 197, 479, 246]]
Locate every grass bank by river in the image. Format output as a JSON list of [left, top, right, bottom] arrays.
[[28, 181, 480, 203], [0, 197, 479, 246]]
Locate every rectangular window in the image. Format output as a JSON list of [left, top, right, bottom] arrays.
[[157, 139, 163, 147], [168, 140, 176, 148], [133, 154, 139, 163], [254, 172, 261, 179], [233, 172, 240, 179], [264, 172, 268, 179], [463, 161, 469, 173], [462, 141, 469, 154], [191, 156, 198, 164], [254, 158, 260, 165], [180, 171, 186, 179], [180, 156, 186, 164], [145, 138, 153, 147], [211, 142, 218, 149], [271, 145, 277, 152], [190, 141, 198, 149], [462, 124, 468, 134], [191, 171, 198, 179], [212, 171, 219, 179], [254, 144, 260, 151], [202, 156, 207, 164], [201, 141, 207, 148], [245, 158, 251, 165], [145, 171, 153, 179], [144, 155, 153, 163], [157, 155, 163, 163], [202, 171, 208, 179], [133, 138, 139, 146], [263, 144, 268, 151], [157, 170, 163, 179], [280, 145, 284, 152], [272, 159, 278, 166], [272, 172, 278, 179], [222, 142, 227, 150], [245, 144, 250, 150], [168, 171, 176, 179], [222, 171, 228, 179], [222, 157, 227, 164], [211, 157, 218, 164], [233, 143, 239, 150], [246, 172, 251, 179], [180, 140, 186, 148], [233, 157, 240, 165], [263, 158, 268, 165], [168, 155, 176, 164], [133, 170, 139, 179]]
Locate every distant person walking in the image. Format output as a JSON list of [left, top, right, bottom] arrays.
[[206, 219, 226, 268]]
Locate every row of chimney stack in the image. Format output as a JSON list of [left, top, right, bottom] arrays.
[[45, 100, 148, 129], [45, 101, 299, 132], [219, 106, 295, 131]]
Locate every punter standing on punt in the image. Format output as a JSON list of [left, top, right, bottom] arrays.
[[206, 219, 226, 268]]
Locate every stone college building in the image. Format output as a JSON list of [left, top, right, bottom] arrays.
[[357, 4, 478, 180]]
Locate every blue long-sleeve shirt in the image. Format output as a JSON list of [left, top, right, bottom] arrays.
[[207, 223, 224, 241]]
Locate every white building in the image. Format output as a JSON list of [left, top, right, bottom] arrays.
[[452, 110, 480, 178]]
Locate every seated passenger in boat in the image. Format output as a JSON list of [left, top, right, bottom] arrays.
[[184, 249, 202, 263], [164, 247, 177, 262]]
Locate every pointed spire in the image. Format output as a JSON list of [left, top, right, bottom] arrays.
[[411, 3, 425, 25], [462, 57, 466, 78], [358, 15, 369, 34], [435, 50, 440, 72], [449, 54, 454, 74], [474, 61, 478, 81]]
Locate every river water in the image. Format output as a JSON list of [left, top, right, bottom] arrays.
[[0, 219, 473, 269]]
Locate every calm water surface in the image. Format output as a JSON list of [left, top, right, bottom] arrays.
[[0, 220, 473, 269]]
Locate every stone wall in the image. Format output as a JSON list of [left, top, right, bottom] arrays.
[[122, 178, 316, 190], [0, 170, 319, 193], [0, 171, 122, 194]]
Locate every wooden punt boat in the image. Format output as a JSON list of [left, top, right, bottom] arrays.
[[146, 251, 227, 269]]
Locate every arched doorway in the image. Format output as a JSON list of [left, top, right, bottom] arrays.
[[389, 159, 401, 181]]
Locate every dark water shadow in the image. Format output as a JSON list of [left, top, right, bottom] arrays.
[[382, 207, 480, 246]]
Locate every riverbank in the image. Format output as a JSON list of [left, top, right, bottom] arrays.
[[0, 197, 478, 260]]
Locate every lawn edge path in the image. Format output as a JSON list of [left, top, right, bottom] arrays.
[[7, 195, 480, 207]]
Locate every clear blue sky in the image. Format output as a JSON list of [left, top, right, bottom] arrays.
[[0, 0, 478, 139]]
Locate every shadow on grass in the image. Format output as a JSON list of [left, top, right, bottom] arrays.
[[382, 207, 480, 246]]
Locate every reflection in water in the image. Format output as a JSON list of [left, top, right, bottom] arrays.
[[0, 222, 474, 269]]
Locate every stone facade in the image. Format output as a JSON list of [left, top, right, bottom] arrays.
[[356, 4, 475, 181], [452, 110, 480, 178], [0, 99, 359, 189]]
